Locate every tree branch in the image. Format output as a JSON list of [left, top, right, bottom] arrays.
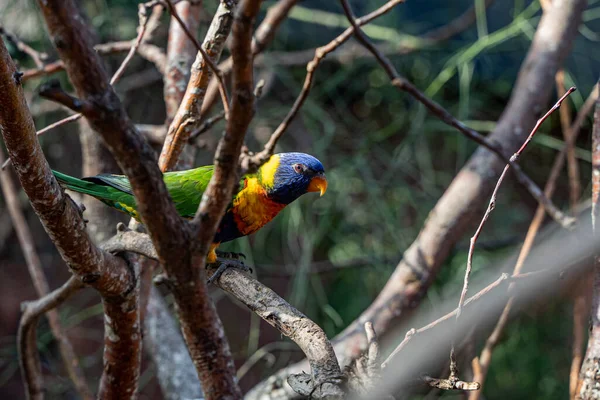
[[0, 147, 92, 400], [0, 37, 132, 297], [241, 0, 405, 173], [159, 0, 237, 172]]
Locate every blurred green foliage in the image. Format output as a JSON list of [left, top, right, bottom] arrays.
[[2, 0, 600, 398]]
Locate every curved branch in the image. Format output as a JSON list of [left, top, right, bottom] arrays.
[[18, 277, 84, 400]]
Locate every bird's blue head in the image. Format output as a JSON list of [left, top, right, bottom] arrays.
[[258, 152, 327, 204]]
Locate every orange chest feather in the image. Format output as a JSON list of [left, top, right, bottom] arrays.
[[231, 178, 285, 236]]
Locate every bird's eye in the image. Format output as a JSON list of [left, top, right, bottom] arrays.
[[293, 163, 306, 174]]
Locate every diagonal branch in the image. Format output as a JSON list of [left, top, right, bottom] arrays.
[[337, 0, 573, 229], [200, 0, 300, 121], [0, 38, 132, 297], [241, 0, 405, 173], [159, 0, 238, 172]]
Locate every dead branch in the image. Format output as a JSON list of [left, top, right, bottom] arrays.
[[0, 38, 133, 296], [18, 277, 84, 400], [248, 2, 586, 394], [214, 267, 345, 399], [158, 0, 237, 171], [0, 147, 92, 399], [470, 84, 599, 400], [240, 0, 405, 174], [578, 83, 600, 398]]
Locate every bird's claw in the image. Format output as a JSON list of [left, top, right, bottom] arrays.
[[207, 257, 252, 285], [215, 250, 246, 260]]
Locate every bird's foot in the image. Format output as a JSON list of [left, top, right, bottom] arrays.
[[207, 257, 252, 285], [215, 250, 246, 260]]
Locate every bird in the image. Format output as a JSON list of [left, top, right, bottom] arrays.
[[53, 152, 327, 278]]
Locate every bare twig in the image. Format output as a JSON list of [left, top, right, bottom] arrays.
[[429, 87, 572, 390], [200, 0, 299, 120], [241, 0, 405, 173], [471, 85, 599, 400], [0, 147, 92, 399], [18, 277, 84, 400], [0, 25, 47, 68], [381, 271, 547, 369], [158, 0, 237, 171]]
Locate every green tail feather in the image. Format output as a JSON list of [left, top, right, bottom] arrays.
[[53, 170, 112, 198]]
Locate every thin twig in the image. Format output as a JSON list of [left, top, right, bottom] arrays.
[[0, 26, 47, 68], [441, 88, 574, 387], [470, 84, 598, 400], [381, 271, 547, 368], [241, 0, 405, 173]]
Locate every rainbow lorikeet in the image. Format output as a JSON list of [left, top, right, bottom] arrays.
[[53, 152, 327, 265]]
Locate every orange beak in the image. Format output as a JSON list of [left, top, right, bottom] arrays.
[[307, 175, 328, 197]]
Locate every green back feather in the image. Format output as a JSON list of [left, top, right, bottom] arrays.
[[53, 166, 246, 219]]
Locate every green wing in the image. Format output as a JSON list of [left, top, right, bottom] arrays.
[[54, 166, 245, 219], [163, 166, 215, 218]]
